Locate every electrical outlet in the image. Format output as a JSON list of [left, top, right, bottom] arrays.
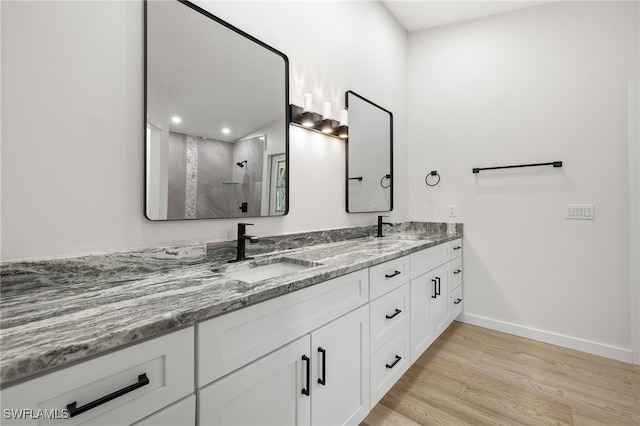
[[448, 204, 457, 217], [566, 204, 594, 220]]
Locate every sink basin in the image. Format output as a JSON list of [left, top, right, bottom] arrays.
[[216, 258, 321, 283]]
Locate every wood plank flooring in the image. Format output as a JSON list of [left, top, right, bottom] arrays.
[[362, 322, 640, 425]]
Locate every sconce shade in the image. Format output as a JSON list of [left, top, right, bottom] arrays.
[[301, 111, 314, 127], [322, 101, 332, 118], [322, 119, 333, 133], [340, 109, 348, 126], [303, 93, 313, 112], [338, 125, 348, 139]]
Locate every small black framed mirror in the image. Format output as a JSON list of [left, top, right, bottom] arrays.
[[145, 0, 289, 220], [345, 91, 393, 213]]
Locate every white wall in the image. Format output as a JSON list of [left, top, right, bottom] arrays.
[[0, 1, 408, 261], [408, 1, 639, 361]]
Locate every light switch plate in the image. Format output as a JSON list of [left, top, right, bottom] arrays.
[[566, 204, 595, 220]]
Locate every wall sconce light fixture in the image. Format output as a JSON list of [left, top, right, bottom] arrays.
[[290, 94, 347, 140]]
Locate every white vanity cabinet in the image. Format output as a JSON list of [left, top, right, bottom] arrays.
[[197, 269, 369, 386], [197, 270, 370, 426], [409, 240, 463, 364], [0, 327, 195, 426], [199, 305, 369, 426]]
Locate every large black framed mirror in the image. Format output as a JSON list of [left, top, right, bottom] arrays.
[[345, 91, 393, 213], [144, 0, 289, 220]]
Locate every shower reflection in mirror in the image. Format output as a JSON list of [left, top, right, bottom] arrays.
[[147, 128, 286, 219]]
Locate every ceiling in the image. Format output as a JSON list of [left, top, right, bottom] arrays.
[[381, 1, 552, 32]]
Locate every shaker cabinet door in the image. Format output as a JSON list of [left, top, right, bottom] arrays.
[[199, 335, 311, 426], [311, 305, 370, 426], [410, 271, 434, 363]]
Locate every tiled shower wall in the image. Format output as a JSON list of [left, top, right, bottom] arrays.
[[167, 132, 264, 219]]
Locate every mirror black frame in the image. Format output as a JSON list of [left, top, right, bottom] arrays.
[[344, 90, 393, 213], [143, 0, 290, 220]]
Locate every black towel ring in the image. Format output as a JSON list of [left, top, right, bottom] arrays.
[[380, 174, 392, 189], [425, 171, 440, 187]]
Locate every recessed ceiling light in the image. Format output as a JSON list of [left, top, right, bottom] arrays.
[[222, 127, 230, 134], [171, 116, 182, 124]]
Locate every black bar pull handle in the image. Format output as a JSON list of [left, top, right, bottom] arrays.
[[453, 246, 462, 250], [301, 355, 310, 396], [66, 373, 149, 418], [348, 177, 363, 181], [454, 298, 463, 304], [385, 308, 402, 319], [385, 270, 401, 278], [386, 355, 402, 369], [431, 278, 437, 299], [453, 269, 462, 274], [436, 277, 441, 296], [317, 347, 326, 385]]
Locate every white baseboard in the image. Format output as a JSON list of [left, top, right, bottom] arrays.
[[458, 313, 633, 363]]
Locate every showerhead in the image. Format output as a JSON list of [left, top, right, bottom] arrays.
[[236, 160, 247, 168]]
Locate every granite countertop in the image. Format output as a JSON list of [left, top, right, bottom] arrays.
[[0, 223, 462, 386]]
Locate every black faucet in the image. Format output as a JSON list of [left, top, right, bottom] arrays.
[[229, 223, 259, 263], [376, 215, 393, 237]]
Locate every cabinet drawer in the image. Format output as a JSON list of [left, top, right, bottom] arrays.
[[410, 244, 450, 279], [450, 238, 462, 259], [197, 269, 369, 387], [370, 326, 410, 407], [369, 255, 410, 300], [369, 283, 410, 354], [133, 395, 195, 426], [451, 257, 463, 289], [0, 327, 194, 426], [452, 285, 463, 318]]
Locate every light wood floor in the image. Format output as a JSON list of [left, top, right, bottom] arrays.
[[362, 321, 640, 425]]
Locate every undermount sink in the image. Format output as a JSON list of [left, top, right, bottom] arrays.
[[214, 258, 321, 283], [377, 234, 424, 241]]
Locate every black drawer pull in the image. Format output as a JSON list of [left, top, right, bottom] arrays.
[[453, 269, 462, 274], [66, 373, 149, 418], [385, 309, 402, 319], [454, 298, 462, 304], [386, 355, 402, 369], [317, 347, 326, 386], [385, 270, 401, 278], [301, 355, 310, 396], [436, 276, 441, 296], [431, 278, 437, 298], [453, 246, 462, 250]]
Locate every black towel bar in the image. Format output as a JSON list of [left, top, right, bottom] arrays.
[[472, 161, 562, 174]]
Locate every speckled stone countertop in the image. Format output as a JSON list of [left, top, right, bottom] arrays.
[[0, 222, 462, 386]]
